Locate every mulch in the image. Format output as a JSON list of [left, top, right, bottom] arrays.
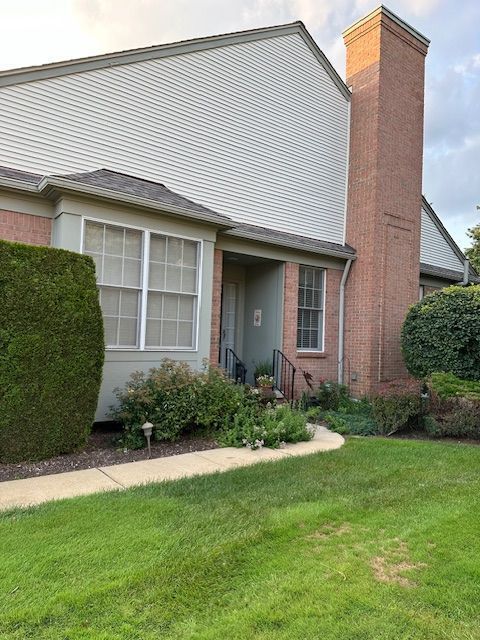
[[0, 425, 218, 483], [394, 429, 480, 446]]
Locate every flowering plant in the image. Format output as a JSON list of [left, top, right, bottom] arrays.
[[256, 374, 275, 388]]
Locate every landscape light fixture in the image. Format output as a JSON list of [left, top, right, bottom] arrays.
[[142, 421, 153, 458]]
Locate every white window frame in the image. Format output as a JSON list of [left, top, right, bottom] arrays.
[[81, 216, 203, 352], [296, 266, 326, 353]]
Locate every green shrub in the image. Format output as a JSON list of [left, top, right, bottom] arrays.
[[324, 411, 378, 436], [371, 380, 421, 436], [424, 400, 480, 439], [113, 360, 260, 448], [424, 375, 480, 439], [219, 404, 313, 450], [429, 372, 480, 400], [305, 406, 323, 423], [440, 402, 480, 438], [314, 380, 349, 411], [193, 365, 251, 430], [423, 415, 442, 437], [0, 240, 104, 462], [401, 285, 480, 380], [112, 361, 198, 448]]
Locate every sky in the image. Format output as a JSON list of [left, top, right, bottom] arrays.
[[0, 0, 479, 249]]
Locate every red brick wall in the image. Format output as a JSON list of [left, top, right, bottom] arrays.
[[282, 262, 342, 396], [209, 248, 223, 364], [0, 209, 52, 246], [343, 9, 428, 395]]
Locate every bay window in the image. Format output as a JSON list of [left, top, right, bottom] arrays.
[[83, 220, 199, 350], [297, 265, 325, 351]]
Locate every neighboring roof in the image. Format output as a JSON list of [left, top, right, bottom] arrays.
[[420, 262, 480, 284], [221, 222, 356, 260], [0, 23, 351, 101], [421, 196, 478, 280], [0, 166, 233, 228]]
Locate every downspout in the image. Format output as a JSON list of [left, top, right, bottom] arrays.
[[456, 258, 470, 285], [462, 258, 470, 285], [338, 258, 353, 385]]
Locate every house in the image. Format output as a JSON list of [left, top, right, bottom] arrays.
[[0, 5, 476, 418]]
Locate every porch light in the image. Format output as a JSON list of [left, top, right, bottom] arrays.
[[142, 421, 153, 458]]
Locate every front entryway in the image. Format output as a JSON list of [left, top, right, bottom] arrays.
[[220, 282, 238, 368], [219, 252, 284, 386]]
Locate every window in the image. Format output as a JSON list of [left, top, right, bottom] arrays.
[[146, 234, 198, 348], [83, 221, 199, 350], [297, 266, 325, 351]]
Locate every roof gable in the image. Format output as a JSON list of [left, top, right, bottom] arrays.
[[0, 22, 350, 100], [0, 28, 350, 245], [420, 196, 477, 278]]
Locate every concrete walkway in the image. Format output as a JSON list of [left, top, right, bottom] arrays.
[[0, 426, 344, 511]]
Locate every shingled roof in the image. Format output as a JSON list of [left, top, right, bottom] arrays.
[[0, 166, 233, 228], [43, 169, 233, 226], [221, 222, 356, 260]]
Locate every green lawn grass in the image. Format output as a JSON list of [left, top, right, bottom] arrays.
[[1, 438, 480, 639]]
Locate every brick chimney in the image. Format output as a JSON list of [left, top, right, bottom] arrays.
[[342, 6, 429, 395]]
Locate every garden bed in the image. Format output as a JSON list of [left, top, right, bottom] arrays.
[[0, 424, 217, 482], [393, 428, 480, 446]]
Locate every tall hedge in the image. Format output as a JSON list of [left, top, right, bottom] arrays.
[[0, 240, 104, 462], [401, 285, 480, 380]]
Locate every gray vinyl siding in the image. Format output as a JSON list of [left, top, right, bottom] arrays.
[[420, 208, 464, 272], [0, 33, 349, 244]]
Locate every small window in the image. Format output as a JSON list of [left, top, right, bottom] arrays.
[[297, 266, 325, 351], [84, 221, 199, 350]]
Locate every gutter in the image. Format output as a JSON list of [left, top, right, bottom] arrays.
[[338, 257, 353, 385], [222, 227, 356, 260], [0, 176, 39, 194]]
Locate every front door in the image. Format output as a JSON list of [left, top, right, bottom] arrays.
[[220, 282, 237, 367]]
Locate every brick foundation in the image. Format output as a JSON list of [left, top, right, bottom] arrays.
[[343, 8, 429, 395], [282, 262, 342, 396], [209, 248, 223, 364], [0, 209, 52, 246]]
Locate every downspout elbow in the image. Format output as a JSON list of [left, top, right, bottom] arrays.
[[457, 259, 470, 285]]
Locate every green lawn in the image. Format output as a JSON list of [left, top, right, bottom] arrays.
[[1, 439, 480, 639]]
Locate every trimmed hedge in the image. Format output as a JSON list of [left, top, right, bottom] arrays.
[[401, 286, 480, 380], [429, 372, 480, 400], [0, 240, 104, 462]]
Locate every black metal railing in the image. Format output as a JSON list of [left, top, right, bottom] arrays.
[[225, 348, 247, 384], [272, 349, 296, 402]]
